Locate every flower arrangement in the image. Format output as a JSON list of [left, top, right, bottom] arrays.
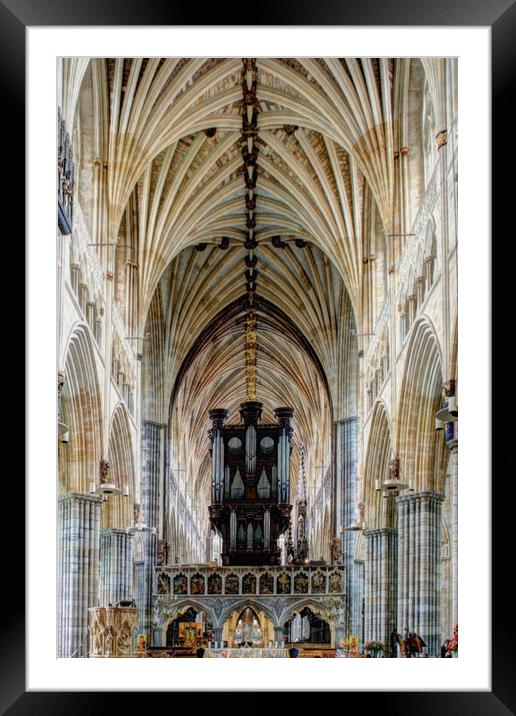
[[340, 635, 359, 654], [363, 640, 386, 653], [447, 625, 458, 653]]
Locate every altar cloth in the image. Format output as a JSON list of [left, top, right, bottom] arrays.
[[203, 648, 288, 658]]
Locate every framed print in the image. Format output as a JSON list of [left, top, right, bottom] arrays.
[[11, 0, 508, 710]]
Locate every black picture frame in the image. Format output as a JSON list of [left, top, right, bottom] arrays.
[[10, 0, 507, 710]]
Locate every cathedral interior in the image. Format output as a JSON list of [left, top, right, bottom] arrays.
[[57, 56, 458, 659]]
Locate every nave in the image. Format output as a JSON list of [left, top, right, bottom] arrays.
[[57, 56, 458, 659]]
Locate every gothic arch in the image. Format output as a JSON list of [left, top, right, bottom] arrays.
[[397, 317, 446, 493], [159, 600, 217, 642], [59, 322, 103, 493], [277, 598, 330, 628], [450, 314, 458, 386], [217, 598, 277, 630], [363, 401, 394, 529], [102, 403, 135, 529]]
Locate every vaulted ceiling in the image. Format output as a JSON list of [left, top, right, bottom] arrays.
[[69, 56, 439, 516], [73, 57, 414, 316]]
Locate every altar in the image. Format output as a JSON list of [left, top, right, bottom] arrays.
[[203, 647, 288, 658]]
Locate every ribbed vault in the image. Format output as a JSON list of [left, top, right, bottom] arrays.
[[157, 239, 354, 525], [70, 57, 447, 330]]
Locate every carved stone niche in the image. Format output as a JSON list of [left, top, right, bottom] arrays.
[[88, 606, 139, 658]]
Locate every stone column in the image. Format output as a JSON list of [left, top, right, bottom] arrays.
[[57, 492, 102, 657], [363, 528, 398, 655], [99, 528, 135, 606], [447, 437, 458, 631], [353, 560, 365, 644], [335, 624, 346, 649], [213, 628, 223, 647], [396, 491, 444, 655], [134, 560, 145, 637], [335, 417, 359, 636], [139, 421, 161, 642], [273, 626, 284, 646]]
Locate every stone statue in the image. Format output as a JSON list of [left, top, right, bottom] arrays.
[[105, 629, 113, 655], [235, 619, 244, 644], [329, 537, 341, 563], [157, 539, 168, 566], [57, 372, 65, 420], [99, 458, 110, 484], [389, 457, 400, 479], [251, 618, 262, 644]]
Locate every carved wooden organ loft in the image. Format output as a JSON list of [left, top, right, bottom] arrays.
[[208, 401, 293, 566]]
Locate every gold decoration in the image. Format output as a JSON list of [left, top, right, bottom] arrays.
[[245, 311, 258, 400]]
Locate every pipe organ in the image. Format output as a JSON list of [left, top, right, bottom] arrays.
[[208, 401, 293, 565]]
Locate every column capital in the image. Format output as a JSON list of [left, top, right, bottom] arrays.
[[395, 490, 444, 505], [362, 527, 398, 537], [59, 491, 103, 505], [100, 527, 135, 537], [143, 419, 167, 428]]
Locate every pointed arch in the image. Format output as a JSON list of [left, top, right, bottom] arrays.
[[363, 401, 394, 529], [397, 317, 446, 493], [102, 403, 136, 529], [59, 322, 103, 493]]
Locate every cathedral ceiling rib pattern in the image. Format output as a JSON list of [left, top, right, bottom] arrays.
[[159, 241, 347, 507], [69, 57, 426, 321], [68, 56, 444, 513]]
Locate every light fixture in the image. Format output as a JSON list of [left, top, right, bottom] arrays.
[[123, 485, 129, 497], [89, 481, 96, 494], [96, 483, 122, 497], [435, 417, 444, 431]]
